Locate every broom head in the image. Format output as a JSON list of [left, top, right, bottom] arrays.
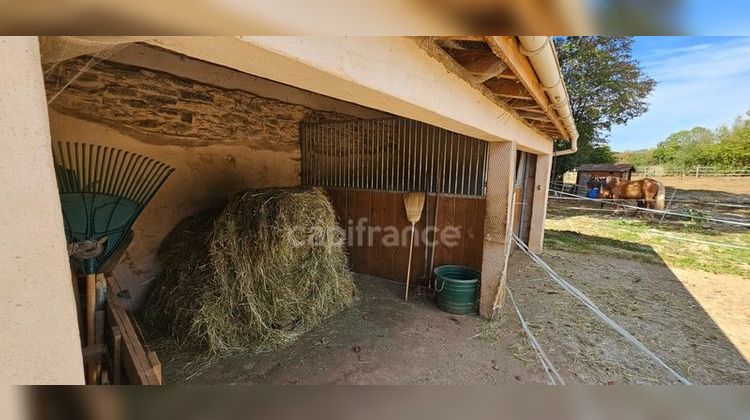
[[403, 192, 426, 224]]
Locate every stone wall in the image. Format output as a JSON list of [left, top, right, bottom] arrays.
[[44, 56, 359, 308], [45, 57, 349, 151]]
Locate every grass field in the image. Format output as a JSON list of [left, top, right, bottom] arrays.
[[544, 215, 750, 277], [546, 176, 750, 277]]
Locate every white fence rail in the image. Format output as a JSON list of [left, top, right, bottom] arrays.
[[633, 166, 750, 178]]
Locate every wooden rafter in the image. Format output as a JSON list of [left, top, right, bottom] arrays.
[[441, 49, 508, 84], [495, 68, 517, 79], [425, 36, 569, 141], [484, 78, 527, 97], [485, 36, 568, 140]]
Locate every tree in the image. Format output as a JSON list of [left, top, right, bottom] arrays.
[[650, 111, 750, 169], [615, 148, 653, 167], [653, 127, 715, 167], [552, 37, 656, 180]]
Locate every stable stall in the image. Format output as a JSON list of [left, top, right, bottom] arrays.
[[0, 36, 578, 384]]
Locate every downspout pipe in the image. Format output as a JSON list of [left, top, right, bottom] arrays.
[[517, 36, 578, 156]]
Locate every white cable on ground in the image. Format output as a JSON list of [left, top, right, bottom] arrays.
[[506, 286, 565, 385], [549, 189, 750, 227], [512, 234, 692, 385]]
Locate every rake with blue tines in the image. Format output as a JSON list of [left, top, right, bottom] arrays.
[[52, 142, 174, 274], [52, 141, 173, 380]]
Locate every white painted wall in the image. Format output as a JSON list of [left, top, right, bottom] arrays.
[[0, 37, 84, 384]]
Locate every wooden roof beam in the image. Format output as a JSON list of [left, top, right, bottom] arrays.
[[499, 94, 533, 101], [485, 36, 567, 139], [518, 112, 552, 121], [484, 78, 527, 97], [516, 106, 546, 114], [495, 68, 518, 79], [444, 49, 508, 84]]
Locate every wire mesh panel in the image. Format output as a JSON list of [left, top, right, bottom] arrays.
[[301, 118, 488, 196]]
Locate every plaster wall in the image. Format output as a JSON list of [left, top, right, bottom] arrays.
[[0, 37, 85, 384], [48, 111, 300, 308]]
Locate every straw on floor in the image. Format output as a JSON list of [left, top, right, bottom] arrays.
[[143, 187, 356, 353]]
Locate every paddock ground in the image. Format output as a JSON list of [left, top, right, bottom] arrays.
[[636, 176, 749, 196], [513, 175, 750, 384]]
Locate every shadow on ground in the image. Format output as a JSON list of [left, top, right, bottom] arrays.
[[154, 275, 547, 385], [508, 231, 750, 384]]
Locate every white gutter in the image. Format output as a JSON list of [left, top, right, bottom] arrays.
[[517, 36, 579, 156]]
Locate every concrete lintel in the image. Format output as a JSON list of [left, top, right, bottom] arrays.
[[145, 36, 551, 145], [516, 133, 553, 155]]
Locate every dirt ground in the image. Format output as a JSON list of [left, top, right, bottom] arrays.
[[529, 175, 750, 384], [649, 176, 750, 197], [507, 249, 750, 384], [639, 176, 750, 220], [150, 176, 749, 385], [156, 276, 548, 385]]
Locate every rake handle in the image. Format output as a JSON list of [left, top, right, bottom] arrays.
[[86, 274, 96, 346], [85, 273, 96, 384], [405, 223, 416, 301]]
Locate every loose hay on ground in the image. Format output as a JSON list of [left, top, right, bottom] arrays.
[[143, 187, 357, 353]]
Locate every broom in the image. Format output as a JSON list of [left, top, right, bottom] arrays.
[[403, 192, 425, 301]]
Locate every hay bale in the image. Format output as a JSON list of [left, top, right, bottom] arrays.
[[143, 187, 356, 352]]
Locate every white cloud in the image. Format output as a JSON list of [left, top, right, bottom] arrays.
[[610, 37, 750, 151]]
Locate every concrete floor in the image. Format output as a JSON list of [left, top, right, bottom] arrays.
[[168, 275, 546, 384]]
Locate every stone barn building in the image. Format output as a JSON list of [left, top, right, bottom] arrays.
[[0, 36, 577, 384]]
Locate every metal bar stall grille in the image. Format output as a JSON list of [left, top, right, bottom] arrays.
[[300, 118, 489, 197]]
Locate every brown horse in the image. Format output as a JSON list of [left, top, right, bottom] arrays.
[[600, 177, 665, 210]]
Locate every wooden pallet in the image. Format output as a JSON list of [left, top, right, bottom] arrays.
[[105, 274, 162, 385]]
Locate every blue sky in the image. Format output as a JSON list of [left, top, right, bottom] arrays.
[[608, 36, 750, 151], [682, 0, 750, 35]]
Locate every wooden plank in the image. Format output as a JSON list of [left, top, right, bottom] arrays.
[[382, 192, 397, 282], [461, 198, 476, 269], [473, 198, 487, 270], [495, 68, 518, 79], [392, 191, 410, 282], [463, 198, 477, 268], [106, 274, 161, 385], [421, 193, 437, 282], [433, 196, 453, 268], [353, 190, 371, 274], [484, 78, 528, 97], [82, 343, 106, 364], [147, 351, 162, 384], [110, 325, 122, 385], [385, 192, 407, 281], [344, 189, 356, 269], [368, 190, 384, 279], [410, 193, 428, 286], [452, 197, 469, 266]]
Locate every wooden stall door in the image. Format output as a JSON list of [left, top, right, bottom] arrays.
[[512, 151, 536, 244], [325, 188, 485, 285]]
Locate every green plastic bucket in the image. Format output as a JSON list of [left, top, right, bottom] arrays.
[[434, 265, 480, 315]]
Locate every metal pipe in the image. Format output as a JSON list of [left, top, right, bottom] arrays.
[[517, 36, 579, 156]]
